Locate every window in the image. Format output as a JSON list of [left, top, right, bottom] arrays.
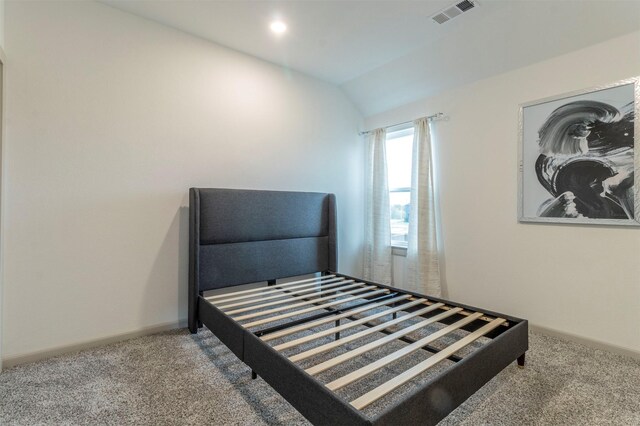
[[386, 125, 414, 247]]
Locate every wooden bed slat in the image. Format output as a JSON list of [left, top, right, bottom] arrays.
[[218, 279, 353, 310], [261, 295, 412, 342], [326, 312, 484, 391], [304, 307, 462, 375], [292, 305, 456, 365], [242, 289, 389, 328], [409, 299, 503, 325], [272, 298, 429, 351], [208, 276, 343, 304], [350, 317, 507, 410], [224, 281, 359, 314], [233, 285, 377, 321], [214, 277, 346, 307]]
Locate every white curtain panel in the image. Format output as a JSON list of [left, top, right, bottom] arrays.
[[363, 128, 392, 285], [405, 118, 441, 296]]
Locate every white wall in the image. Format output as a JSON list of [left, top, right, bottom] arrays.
[[367, 31, 640, 354], [2, 1, 363, 359], [0, 0, 4, 49], [0, 0, 4, 368]]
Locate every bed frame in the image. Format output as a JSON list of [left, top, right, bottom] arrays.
[[189, 188, 528, 425]]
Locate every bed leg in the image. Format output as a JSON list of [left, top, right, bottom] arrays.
[[251, 370, 258, 380], [188, 291, 202, 334], [517, 353, 526, 368], [335, 319, 340, 340], [194, 292, 204, 330], [267, 279, 276, 286]]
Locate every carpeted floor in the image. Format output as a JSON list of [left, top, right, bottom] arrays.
[[1, 328, 639, 425]]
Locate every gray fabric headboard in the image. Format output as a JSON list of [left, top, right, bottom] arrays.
[[188, 188, 337, 331]]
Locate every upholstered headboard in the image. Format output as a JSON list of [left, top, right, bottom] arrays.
[[188, 188, 337, 332]]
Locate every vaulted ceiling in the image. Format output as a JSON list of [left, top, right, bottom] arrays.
[[102, 0, 640, 116]]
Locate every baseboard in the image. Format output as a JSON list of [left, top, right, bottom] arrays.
[[2, 320, 188, 369], [530, 324, 640, 361], [4, 320, 638, 370]]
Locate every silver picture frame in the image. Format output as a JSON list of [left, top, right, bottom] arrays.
[[518, 76, 640, 226]]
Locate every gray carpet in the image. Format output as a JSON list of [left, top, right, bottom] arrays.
[[1, 328, 639, 425]]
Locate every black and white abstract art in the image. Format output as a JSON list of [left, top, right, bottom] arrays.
[[519, 77, 640, 226]]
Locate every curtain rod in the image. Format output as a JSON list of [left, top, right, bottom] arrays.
[[358, 112, 445, 136]]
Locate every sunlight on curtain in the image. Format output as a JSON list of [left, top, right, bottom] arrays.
[[405, 118, 441, 296], [363, 128, 392, 284]]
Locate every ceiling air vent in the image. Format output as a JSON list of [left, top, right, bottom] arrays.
[[432, 13, 450, 24], [456, 0, 476, 12], [431, 0, 478, 24]]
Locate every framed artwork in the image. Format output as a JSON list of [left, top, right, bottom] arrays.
[[518, 77, 639, 226]]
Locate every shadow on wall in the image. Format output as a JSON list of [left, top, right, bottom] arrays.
[[142, 200, 190, 329], [177, 205, 189, 320], [438, 248, 449, 299]]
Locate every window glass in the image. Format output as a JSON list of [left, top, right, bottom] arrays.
[[386, 127, 414, 247]]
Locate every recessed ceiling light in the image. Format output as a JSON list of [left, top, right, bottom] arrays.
[[270, 21, 287, 34]]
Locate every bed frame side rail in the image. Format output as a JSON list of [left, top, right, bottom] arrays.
[[372, 320, 529, 425], [245, 327, 372, 426]]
